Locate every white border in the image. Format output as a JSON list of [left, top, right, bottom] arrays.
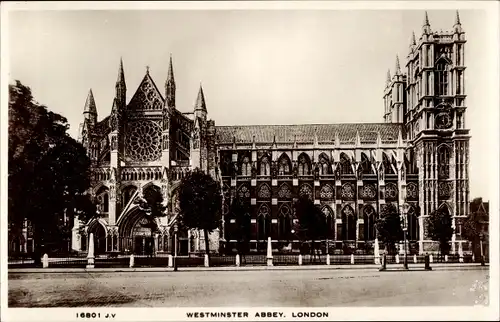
[[1, 1, 499, 322]]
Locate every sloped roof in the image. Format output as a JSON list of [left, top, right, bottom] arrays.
[[215, 123, 403, 144], [94, 116, 110, 138]]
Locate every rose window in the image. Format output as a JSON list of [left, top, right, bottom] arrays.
[[126, 120, 162, 162], [385, 183, 398, 199], [341, 183, 355, 199], [362, 184, 376, 199]]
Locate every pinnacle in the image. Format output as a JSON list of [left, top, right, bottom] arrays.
[[411, 31, 416, 45], [395, 55, 401, 75], [194, 84, 207, 112], [167, 54, 174, 81], [386, 69, 391, 84], [455, 10, 461, 25], [84, 89, 97, 115], [424, 11, 430, 26], [116, 57, 126, 87]]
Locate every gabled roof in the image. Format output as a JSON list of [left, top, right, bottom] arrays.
[[127, 71, 165, 110], [215, 123, 403, 144]]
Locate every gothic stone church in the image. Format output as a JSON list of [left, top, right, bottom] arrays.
[[73, 12, 470, 256]]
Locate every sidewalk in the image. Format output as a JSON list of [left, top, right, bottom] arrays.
[[8, 262, 488, 274]]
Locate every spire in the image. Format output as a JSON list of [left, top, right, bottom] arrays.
[[109, 98, 119, 132], [395, 55, 401, 75], [83, 89, 97, 116], [455, 10, 461, 25], [386, 69, 392, 86], [424, 11, 430, 26], [412, 31, 416, 45], [454, 10, 462, 34], [166, 54, 176, 109], [116, 58, 126, 89], [194, 84, 207, 113]]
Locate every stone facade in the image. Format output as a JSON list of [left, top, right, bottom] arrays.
[[74, 12, 470, 255]]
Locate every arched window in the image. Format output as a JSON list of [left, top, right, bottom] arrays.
[[438, 145, 450, 179], [435, 61, 449, 96], [240, 156, 252, 176], [407, 206, 419, 241], [318, 153, 331, 175], [96, 186, 109, 213], [299, 184, 313, 200], [342, 206, 356, 240], [298, 153, 311, 176], [278, 183, 292, 199], [361, 153, 372, 174], [278, 154, 291, 175], [340, 153, 353, 175], [320, 184, 334, 200], [363, 206, 376, 240], [322, 206, 335, 239], [259, 155, 271, 176], [258, 204, 270, 240], [237, 184, 251, 200], [122, 185, 138, 207], [278, 205, 291, 240], [383, 153, 395, 175], [257, 184, 271, 199]]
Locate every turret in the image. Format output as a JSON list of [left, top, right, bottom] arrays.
[[83, 89, 97, 127], [422, 11, 431, 35], [194, 84, 207, 121]]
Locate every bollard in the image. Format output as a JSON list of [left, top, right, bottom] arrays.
[[395, 254, 400, 264], [266, 237, 273, 267], [129, 254, 134, 268], [445, 255, 448, 262], [236, 254, 241, 267], [480, 255, 485, 266], [424, 254, 432, 271], [204, 254, 209, 267], [413, 254, 417, 264], [472, 252, 475, 263], [375, 255, 381, 265], [326, 254, 330, 266], [298, 254, 303, 266], [429, 254, 433, 263], [459, 254, 464, 263], [379, 253, 387, 271], [168, 255, 173, 268], [42, 253, 49, 268], [350, 254, 354, 265]]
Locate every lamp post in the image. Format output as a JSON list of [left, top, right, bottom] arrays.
[[173, 223, 178, 271], [401, 202, 410, 270]]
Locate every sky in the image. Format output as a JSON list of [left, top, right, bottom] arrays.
[[6, 5, 498, 202]]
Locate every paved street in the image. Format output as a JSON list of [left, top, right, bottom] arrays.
[[9, 266, 489, 307]]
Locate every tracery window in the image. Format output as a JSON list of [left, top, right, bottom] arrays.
[[320, 184, 334, 200], [340, 153, 353, 175], [361, 184, 377, 199], [278, 183, 292, 199], [259, 155, 271, 176], [342, 206, 356, 241], [363, 206, 376, 240], [435, 61, 449, 96], [438, 182, 451, 198], [298, 154, 311, 176], [341, 183, 355, 200], [240, 156, 252, 176], [318, 154, 331, 175], [407, 182, 418, 199], [258, 204, 271, 240], [258, 184, 272, 199], [278, 154, 291, 175], [385, 183, 398, 200], [278, 205, 291, 240], [438, 145, 450, 179], [126, 120, 162, 162], [299, 184, 313, 200], [238, 185, 251, 199]]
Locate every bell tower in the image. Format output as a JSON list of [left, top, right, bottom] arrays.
[[404, 11, 469, 253]]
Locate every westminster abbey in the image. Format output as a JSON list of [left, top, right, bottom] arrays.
[[73, 12, 470, 256]]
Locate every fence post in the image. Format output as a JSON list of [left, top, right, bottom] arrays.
[[266, 237, 273, 267], [379, 253, 387, 271], [168, 254, 173, 268], [350, 254, 354, 265], [413, 254, 417, 264], [298, 254, 303, 266], [204, 254, 209, 267], [429, 254, 433, 263], [395, 254, 400, 264], [236, 254, 240, 267], [445, 254, 448, 262], [326, 254, 330, 266], [86, 232, 95, 269], [424, 254, 432, 271], [129, 254, 134, 268], [42, 253, 49, 268]]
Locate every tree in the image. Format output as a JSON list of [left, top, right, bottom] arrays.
[[293, 196, 327, 262], [427, 207, 454, 256], [375, 204, 403, 255], [135, 185, 167, 256], [229, 197, 252, 260], [178, 168, 222, 262], [8, 81, 95, 262], [462, 198, 489, 261]]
